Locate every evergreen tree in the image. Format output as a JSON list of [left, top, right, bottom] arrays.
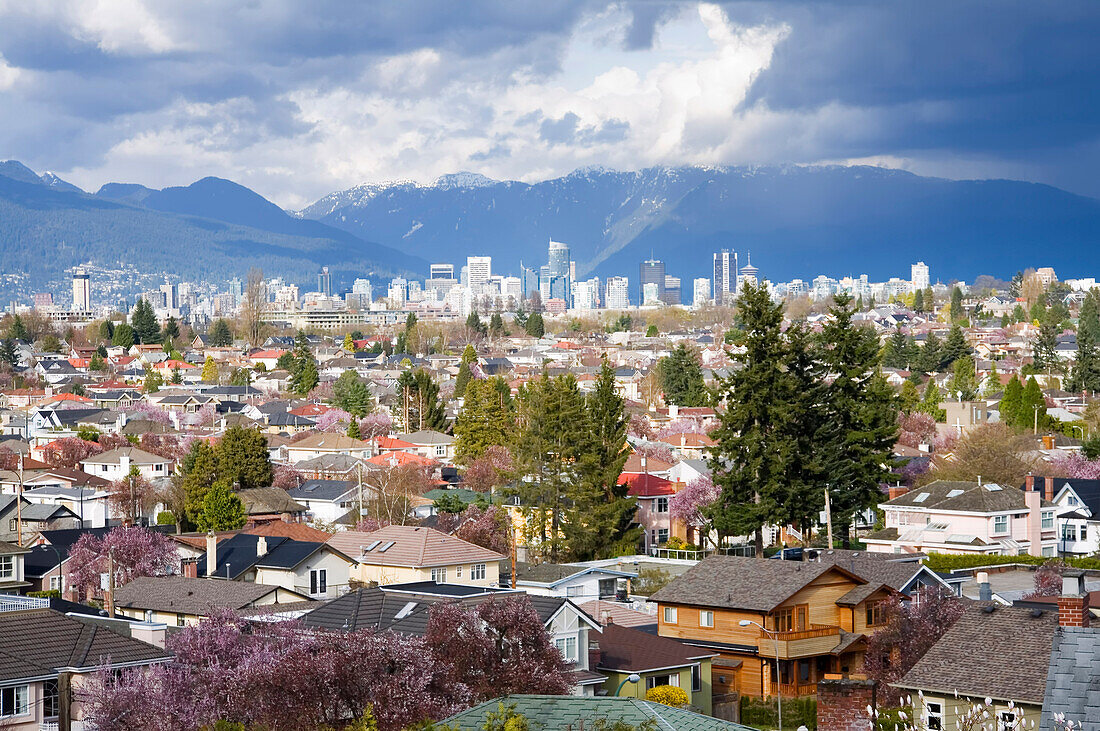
[[947, 355, 979, 401], [856, 295, 864, 312], [1012, 304, 1027, 323], [525, 312, 545, 338], [882, 329, 913, 369], [489, 313, 507, 338], [0, 338, 17, 367], [917, 331, 943, 373], [182, 441, 220, 527], [196, 481, 247, 532], [201, 356, 218, 382], [982, 362, 1001, 397], [331, 370, 373, 417], [1079, 290, 1100, 345], [1021, 377, 1047, 432], [1000, 376, 1024, 428], [466, 312, 487, 338], [780, 323, 829, 532], [8, 314, 28, 341], [162, 316, 180, 345], [941, 325, 971, 369], [144, 368, 163, 393], [288, 330, 319, 395], [111, 322, 135, 349], [230, 368, 251, 387], [89, 353, 105, 372], [209, 318, 234, 347], [397, 369, 449, 432], [1069, 320, 1100, 394], [1000, 314, 1010, 328], [918, 379, 945, 421], [131, 299, 161, 344], [343, 333, 356, 352], [899, 379, 921, 413], [346, 419, 361, 439], [98, 319, 114, 341], [217, 426, 274, 489], [708, 282, 796, 554], [454, 344, 477, 398], [170, 366, 182, 385], [565, 358, 640, 560], [912, 288, 925, 313], [923, 287, 935, 314], [817, 293, 899, 545], [1032, 316, 1061, 375], [657, 344, 708, 407], [454, 376, 514, 463], [950, 286, 964, 321]]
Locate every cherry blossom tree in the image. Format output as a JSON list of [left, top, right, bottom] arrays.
[[272, 463, 303, 490], [669, 476, 720, 546], [358, 411, 393, 440], [1025, 559, 1066, 598], [97, 432, 132, 451], [1056, 451, 1100, 479], [107, 467, 155, 525], [434, 504, 511, 555], [126, 402, 172, 425], [66, 526, 179, 599], [42, 437, 104, 469], [314, 407, 353, 432], [635, 441, 675, 464], [462, 446, 512, 493], [897, 411, 938, 449], [138, 433, 186, 463], [656, 419, 707, 439], [627, 413, 654, 440]]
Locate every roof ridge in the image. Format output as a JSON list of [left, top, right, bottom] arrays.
[[69, 621, 98, 668]]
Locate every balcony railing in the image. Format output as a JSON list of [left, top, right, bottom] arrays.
[[756, 624, 841, 659]]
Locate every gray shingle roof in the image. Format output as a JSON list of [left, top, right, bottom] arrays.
[[1040, 626, 1100, 728], [897, 604, 1057, 705], [885, 480, 1053, 512], [114, 575, 310, 615]]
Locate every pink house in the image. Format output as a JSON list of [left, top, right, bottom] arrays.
[[865, 477, 1059, 557], [618, 473, 679, 552]]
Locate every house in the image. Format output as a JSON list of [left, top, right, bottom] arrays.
[[80, 446, 173, 481], [0, 603, 170, 731], [578, 600, 658, 632], [617, 473, 678, 551], [1039, 476, 1100, 556], [248, 349, 287, 370], [442, 694, 754, 731], [0, 495, 82, 544], [504, 561, 635, 601], [864, 477, 1059, 557], [0, 540, 30, 593], [287, 480, 359, 525], [593, 622, 717, 714], [301, 582, 605, 695], [650, 555, 901, 699], [327, 524, 505, 587], [236, 487, 308, 524], [196, 532, 354, 600], [114, 575, 312, 627], [401, 430, 456, 463], [286, 432, 372, 464]]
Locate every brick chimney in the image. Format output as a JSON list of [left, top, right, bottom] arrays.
[[181, 559, 198, 579], [205, 531, 217, 577], [1058, 570, 1090, 628], [1025, 473, 1035, 492], [817, 678, 876, 731], [1045, 476, 1055, 502], [888, 484, 909, 500]]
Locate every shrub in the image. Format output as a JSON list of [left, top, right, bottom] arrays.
[[923, 552, 1100, 573], [645, 685, 688, 708], [156, 511, 176, 526]]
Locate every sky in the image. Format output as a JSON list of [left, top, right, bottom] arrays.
[[1, 1, 1098, 209]]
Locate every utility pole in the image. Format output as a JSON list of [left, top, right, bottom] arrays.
[[106, 548, 116, 618], [403, 385, 410, 435], [824, 487, 833, 550], [15, 454, 24, 547], [357, 463, 364, 525], [510, 524, 517, 589]]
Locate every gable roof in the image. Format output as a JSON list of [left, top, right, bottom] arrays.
[[288, 433, 368, 451], [618, 473, 676, 497], [884, 479, 1052, 513], [0, 608, 169, 683], [80, 446, 171, 466], [596, 622, 714, 673], [649, 555, 865, 612], [896, 604, 1057, 705], [506, 561, 636, 587], [326, 525, 504, 568], [114, 576, 311, 615], [236, 487, 307, 515], [288, 479, 356, 502], [443, 695, 754, 731], [197, 533, 340, 579], [578, 600, 657, 630]]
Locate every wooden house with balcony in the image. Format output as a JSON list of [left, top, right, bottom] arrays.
[[650, 555, 901, 700]]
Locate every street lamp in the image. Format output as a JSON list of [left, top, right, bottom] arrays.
[[614, 673, 641, 697], [741, 619, 782, 731]]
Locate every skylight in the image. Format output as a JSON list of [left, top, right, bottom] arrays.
[[947, 489, 964, 498], [983, 484, 1003, 492], [913, 493, 930, 503], [378, 541, 396, 552], [362, 540, 381, 553], [394, 601, 419, 620]]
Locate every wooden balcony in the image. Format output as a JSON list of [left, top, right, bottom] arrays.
[[756, 624, 841, 659]]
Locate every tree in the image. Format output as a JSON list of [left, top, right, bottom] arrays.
[[1033, 315, 1061, 374], [450, 504, 512, 555], [112, 322, 135, 348], [131, 299, 161, 344], [346, 418, 361, 439], [881, 329, 914, 369], [108, 466, 154, 526], [950, 286, 964, 321], [364, 462, 432, 525], [200, 356, 218, 382], [217, 425, 274, 489], [455, 376, 515, 464], [1000, 375, 1024, 428], [181, 440, 220, 528], [170, 366, 182, 385], [947, 355, 979, 401], [916, 331, 943, 373], [645, 324, 658, 337], [209, 318, 233, 347], [8, 314, 28, 341], [1021, 376, 1048, 431], [864, 587, 964, 704], [669, 476, 720, 547], [66, 526, 179, 599], [899, 379, 921, 413], [396, 369, 448, 432], [657, 344, 708, 407], [42, 437, 104, 469], [144, 368, 163, 393], [454, 343, 477, 399], [924, 423, 1036, 486], [897, 411, 938, 449], [331, 370, 374, 417], [1024, 560, 1065, 599], [240, 267, 269, 347], [162, 316, 180, 345], [466, 311, 487, 339], [41, 333, 62, 353], [89, 353, 106, 372], [288, 330, 319, 395], [917, 379, 945, 421], [489, 312, 507, 338], [196, 481, 247, 531], [525, 312, 545, 338], [941, 324, 970, 368], [1070, 298, 1100, 394], [912, 288, 925, 313], [817, 293, 899, 545], [0, 338, 17, 367]]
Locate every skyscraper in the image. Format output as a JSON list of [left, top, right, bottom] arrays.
[[713, 250, 735, 305], [430, 263, 454, 280], [605, 277, 629, 310], [911, 261, 930, 291], [663, 276, 681, 306], [738, 254, 758, 291], [72, 269, 90, 311], [546, 240, 572, 307], [693, 278, 711, 309], [466, 256, 492, 287], [639, 259, 665, 305], [317, 266, 332, 296]]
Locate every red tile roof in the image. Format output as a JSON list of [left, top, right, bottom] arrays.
[[618, 473, 676, 497]]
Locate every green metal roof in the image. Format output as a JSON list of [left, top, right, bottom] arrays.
[[443, 695, 758, 731]]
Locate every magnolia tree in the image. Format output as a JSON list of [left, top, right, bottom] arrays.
[[669, 476, 720, 546], [83, 599, 570, 731], [314, 407, 354, 432], [358, 411, 393, 440], [66, 526, 179, 599]]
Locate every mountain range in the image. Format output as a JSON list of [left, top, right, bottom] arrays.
[[2, 159, 1100, 304]]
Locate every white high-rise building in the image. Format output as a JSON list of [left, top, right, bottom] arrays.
[[642, 282, 661, 306], [352, 278, 373, 297], [572, 278, 600, 311], [502, 276, 523, 300], [466, 256, 492, 287], [388, 278, 408, 307], [72, 269, 91, 311], [911, 262, 930, 291], [713, 250, 735, 305], [605, 277, 629, 310], [693, 278, 711, 308]]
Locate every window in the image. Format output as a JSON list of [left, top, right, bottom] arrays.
[[554, 636, 578, 662], [925, 701, 943, 730], [6, 519, 13, 532], [655, 497, 669, 513], [773, 608, 793, 632], [471, 563, 486, 581], [866, 602, 886, 627], [0, 685, 28, 718], [431, 567, 447, 583], [663, 606, 677, 624], [309, 569, 327, 595], [455, 565, 462, 579], [691, 664, 702, 693], [435, 445, 446, 457], [999, 711, 1016, 731], [1063, 524, 1078, 541], [50, 575, 62, 592], [656, 528, 669, 545], [1042, 511, 1054, 530], [993, 515, 1008, 534], [176, 613, 186, 627], [1082, 525, 1088, 541], [798, 660, 811, 683], [646, 674, 678, 690], [0, 556, 12, 579], [42, 679, 59, 719], [1042, 546, 1055, 558], [567, 585, 584, 597], [700, 610, 714, 628]]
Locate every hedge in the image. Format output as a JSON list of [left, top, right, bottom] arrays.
[[739, 696, 816, 730], [923, 552, 1100, 573]]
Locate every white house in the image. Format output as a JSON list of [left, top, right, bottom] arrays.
[[506, 562, 636, 601], [80, 447, 173, 481]]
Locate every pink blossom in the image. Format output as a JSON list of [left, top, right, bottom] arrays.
[[126, 402, 171, 425], [669, 476, 719, 529], [359, 411, 393, 440], [1056, 451, 1100, 479], [66, 527, 179, 599], [313, 407, 353, 432]]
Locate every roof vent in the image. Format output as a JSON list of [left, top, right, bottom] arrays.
[[378, 541, 396, 552], [1030, 608, 1044, 618], [982, 605, 997, 614]]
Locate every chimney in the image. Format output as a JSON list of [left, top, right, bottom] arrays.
[[1024, 487, 1042, 556], [888, 484, 909, 500], [205, 531, 217, 577], [669, 404, 678, 419], [1045, 476, 1055, 502], [1058, 570, 1090, 628], [1026, 473, 1034, 492], [181, 559, 198, 579], [129, 621, 167, 649], [1042, 435, 1055, 450], [640, 454, 648, 473], [977, 571, 992, 601], [256, 535, 267, 557]]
